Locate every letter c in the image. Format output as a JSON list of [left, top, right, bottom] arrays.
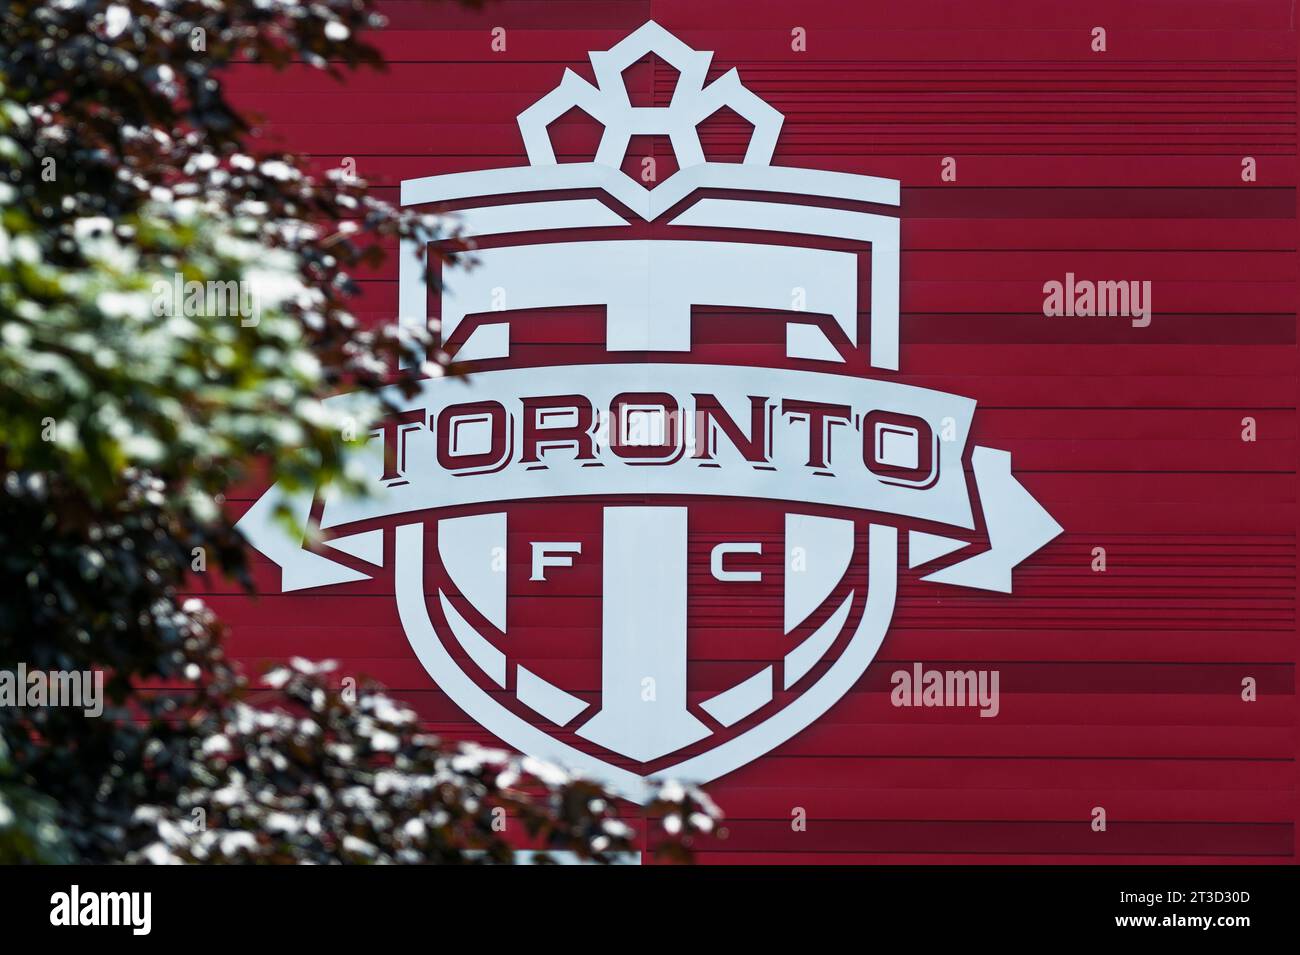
[[711, 542, 763, 582]]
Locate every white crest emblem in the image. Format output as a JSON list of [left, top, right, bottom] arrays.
[[239, 22, 1062, 801]]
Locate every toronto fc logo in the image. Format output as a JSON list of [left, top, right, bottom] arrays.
[[239, 22, 1061, 801]]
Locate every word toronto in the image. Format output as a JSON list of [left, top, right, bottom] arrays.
[[50, 885, 152, 935], [1042, 272, 1152, 327], [0, 663, 103, 717], [372, 388, 940, 481], [890, 663, 1000, 717]]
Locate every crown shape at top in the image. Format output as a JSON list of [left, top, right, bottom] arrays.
[[516, 21, 783, 174]]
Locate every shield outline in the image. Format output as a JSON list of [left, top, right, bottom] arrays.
[[386, 23, 908, 799]]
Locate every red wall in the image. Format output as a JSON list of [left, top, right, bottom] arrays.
[[211, 0, 1298, 863]]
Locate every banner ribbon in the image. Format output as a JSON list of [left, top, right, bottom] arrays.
[[238, 363, 1061, 594]]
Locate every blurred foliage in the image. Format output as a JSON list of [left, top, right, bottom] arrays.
[[0, 0, 719, 863], [128, 659, 719, 865], [1, 734, 74, 863]]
